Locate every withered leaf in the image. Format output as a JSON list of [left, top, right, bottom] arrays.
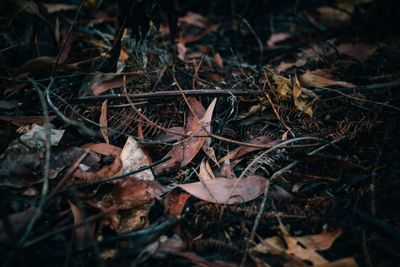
[[177, 176, 268, 204]]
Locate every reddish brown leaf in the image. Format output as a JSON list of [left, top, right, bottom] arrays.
[[214, 52, 223, 68], [163, 191, 191, 216], [0, 115, 57, 127], [295, 228, 343, 251], [337, 43, 377, 61], [68, 200, 92, 249], [91, 74, 135, 96], [0, 207, 35, 243], [218, 136, 281, 163], [99, 100, 109, 144], [153, 98, 215, 175], [267, 32, 291, 47], [73, 143, 122, 181], [14, 56, 57, 75], [177, 176, 268, 204]]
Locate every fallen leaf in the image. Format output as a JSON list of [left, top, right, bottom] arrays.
[[218, 136, 281, 163], [293, 75, 316, 117], [316, 257, 358, 267], [20, 124, 65, 149], [163, 191, 191, 216], [299, 71, 354, 88], [73, 143, 122, 181], [153, 98, 216, 174], [14, 56, 57, 75], [285, 235, 329, 265], [0, 207, 35, 243], [179, 12, 209, 29], [68, 200, 92, 249], [177, 43, 188, 61], [267, 32, 291, 47], [99, 100, 109, 144], [177, 176, 268, 204], [276, 59, 307, 73], [295, 229, 343, 251], [0, 116, 57, 127], [120, 136, 154, 181], [43, 3, 78, 13], [337, 43, 377, 61], [198, 159, 216, 181], [214, 52, 223, 67], [91, 74, 135, 96], [155, 127, 185, 143]]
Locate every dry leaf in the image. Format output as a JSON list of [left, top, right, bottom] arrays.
[[14, 56, 57, 75], [299, 71, 354, 88], [198, 159, 216, 181], [316, 257, 358, 267], [43, 3, 78, 13], [177, 176, 268, 204], [285, 235, 329, 266], [91, 74, 135, 96], [68, 200, 92, 249], [100, 100, 109, 144], [218, 136, 281, 163], [337, 43, 377, 61], [295, 228, 343, 251], [267, 32, 291, 47], [163, 191, 191, 216], [293, 74, 316, 117], [153, 98, 216, 175], [276, 59, 307, 73], [214, 52, 223, 67], [120, 136, 154, 181]]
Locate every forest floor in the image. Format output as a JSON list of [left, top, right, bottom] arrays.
[[1, 1, 400, 266]]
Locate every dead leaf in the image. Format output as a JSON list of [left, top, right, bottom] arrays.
[[0, 116, 57, 127], [177, 176, 268, 204], [177, 43, 188, 61], [214, 52, 223, 67], [99, 100, 109, 144], [14, 56, 57, 75], [337, 43, 377, 61], [68, 200, 92, 249], [285, 235, 329, 265], [120, 136, 154, 181], [153, 98, 216, 174], [163, 191, 191, 216], [179, 12, 209, 29], [293, 75, 316, 117], [91, 74, 135, 96], [43, 3, 78, 13], [73, 143, 122, 181], [218, 136, 281, 163], [155, 127, 185, 143], [267, 32, 291, 47], [198, 159, 216, 181], [295, 229, 343, 251], [299, 71, 354, 88], [276, 59, 307, 73], [316, 257, 358, 267], [0, 207, 35, 243]]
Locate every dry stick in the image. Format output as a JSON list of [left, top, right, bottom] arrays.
[[317, 85, 400, 112], [74, 80, 400, 103], [18, 79, 52, 246], [239, 137, 344, 267], [16, 0, 86, 249]]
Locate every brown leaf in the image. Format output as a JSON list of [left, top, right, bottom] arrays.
[[299, 71, 354, 88], [315, 257, 358, 267], [214, 52, 223, 68], [73, 143, 122, 181], [155, 127, 185, 143], [177, 43, 188, 61], [198, 159, 216, 181], [267, 32, 291, 47], [43, 3, 78, 13], [0, 115, 57, 127], [177, 176, 268, 204], [285, 235, 329, 265], [337, 43, 377, 61], [276, 59, 307, 73], [110, 178, 163, 210], [14, 56, 57, 75], [91, 74, 135, 96], [295, 228, 343, 251], [99, 100, 109, 144], [0, 207, 35, 243], [293, 74, 316, 117], [68, 201, 92, 249], [153, 98, 215, 174], [179, 12, 209, 29], [218, 136, 281, 163]]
